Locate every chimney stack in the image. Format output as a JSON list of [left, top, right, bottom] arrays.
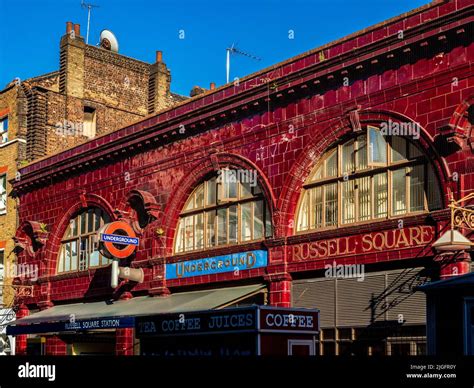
[[73, 23, 80, 37], [210, 82, 216, 90], [156, 51, 163, 63], [66, 21, 73, 34]]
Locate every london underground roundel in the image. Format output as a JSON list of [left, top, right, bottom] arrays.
[[98, 221, 139, 259]]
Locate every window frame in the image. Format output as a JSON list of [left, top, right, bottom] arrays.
[[0, 174, 7, 215], [174, 174, 271, 254], [0, 115, 8, 144], [295, 127, 440, 234], [57, 208, 110, 274]]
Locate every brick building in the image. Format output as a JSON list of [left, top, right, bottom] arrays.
[[6, 0, 474, 356], [0, 21, 185, 353]]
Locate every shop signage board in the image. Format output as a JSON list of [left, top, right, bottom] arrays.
[[135, 306, 319, 338], [7, 316, 135, 336], [166, 250, 268, 280], [291, 225, 435, 262]]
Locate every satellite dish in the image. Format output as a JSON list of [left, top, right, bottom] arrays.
[[100, 30, 119, 53]]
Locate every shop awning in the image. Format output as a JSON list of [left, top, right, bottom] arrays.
[[7, 284, 266, 335]]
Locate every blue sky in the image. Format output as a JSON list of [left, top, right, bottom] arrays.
[[1, 0, 429, 96]]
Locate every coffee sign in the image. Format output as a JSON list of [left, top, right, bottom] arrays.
[[292, 225, 434, 262]]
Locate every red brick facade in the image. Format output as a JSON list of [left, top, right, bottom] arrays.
[[11, 0, 474, 355]]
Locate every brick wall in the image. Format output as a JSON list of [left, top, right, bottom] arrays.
[[11, 0, 474, 314]]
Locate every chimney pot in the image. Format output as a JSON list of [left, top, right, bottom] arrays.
[[73, 24, 80, 36], [156, 51, 163, 63], [210, 82, 216, 90], [66, 21, 73, 34]]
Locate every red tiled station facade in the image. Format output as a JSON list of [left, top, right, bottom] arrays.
[[12, 0, 474, 355]]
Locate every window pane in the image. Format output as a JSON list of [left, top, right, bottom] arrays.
[[184, 216, 194, 251], [297, 192, 309, 231], [342, 140, 355, 173], [325, 184, 337, 226], [358, 176, 371, 221], [410, 165, 425, 212], [342, 180, 355, 224], [206, 178, 216, 205], [241, 202, 253, 241], [80, 213, 86, 234], [87, 208, 94, 233], [206, 211, 216, 247], [312, 165, 323, 181], [64, 243, 71, 272], [94, 209, 102, 230], [241, 181, 253, 198], [356, 134, 368, 170], [79, 238, 88, 271], [392, 169, 407, 215], [409, 143, 423, 159], [195, 213, 204, 249], [368, 127, 387, 164], [70, 240, 78, 271], [89, 236, 100, 267], [265, 204, 272, 238], [175, 219, 184, 253], [58, 246, 66, 273], [311, 187, 323, 229], [374, 173, 388, 218], [217, 208, 227, 245], [195, 185, 204, 208], [0, 175, 6, 213], [427, 164, 442, 210], [228, 206, 238, 243], [391, 137, 407, 162], [67, 218, 78, 238], [326, 151, 338, 177], [254, 201, 264, 240], [184, 195, 195, 211]]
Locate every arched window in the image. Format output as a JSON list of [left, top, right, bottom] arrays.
[[58, 207, 111, 273], [296, 126, 442, 232], [175, 170, 272, 253]]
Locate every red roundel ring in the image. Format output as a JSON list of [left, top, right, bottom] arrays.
[[99, 221, 137, 259]]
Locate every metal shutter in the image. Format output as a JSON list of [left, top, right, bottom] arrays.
[[385, 269, 429, 324], [336, 275, 386, 327], [292, 279, 335, 327]]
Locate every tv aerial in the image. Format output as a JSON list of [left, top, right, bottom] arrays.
[[226, 43, 261, 84], [81, 0, 100, 44]]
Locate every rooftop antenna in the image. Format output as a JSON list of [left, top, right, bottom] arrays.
[[226, 43, 261, 84], [81, 0, 100, 44]]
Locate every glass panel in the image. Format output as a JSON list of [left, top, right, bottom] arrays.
[[94, 208, 102, 230], [70, 240, 77, 271], [64, 243, 71, 272], [342, 180, 355, 224], [79, 238, 88, 271], [356, 134, 368, 170], [326, 151, 338, 177], [217, 208, 227, 245], [427, 164, 442, 210], [410, 164, 425, 212], [374, 172, 388, 218], [325, 183, 338, 226], [391, 137, 407, 162], [297, 192, 309, 231], [241, 181, 253, 198], [241, 202, 253, 241], [175, 219, 184, 252], [358, 176, 371, 221], [89, 236, 100, 267], [184, 216, 194, 251], [80, 212, 86, 234], [222, 170, 237, 200], [195, 185, 204, 208], [368, 127, 387, 164], [206, 178, 216, 205], [409, 143, 423, 159], [265, 204, 272, 237], [342, 140, 355, 173], [254, 201, 264, 240], [228, 206, 238, 243], [184, 195, 195, 211], [67, 218, 78, 238], [392, 168, 407, 215], [312, 165, 323, 181], [87, 208, 94, 233], [206, 211, 216, 247], [195, 213, 204, 249], [311, 187, 323, 229]]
